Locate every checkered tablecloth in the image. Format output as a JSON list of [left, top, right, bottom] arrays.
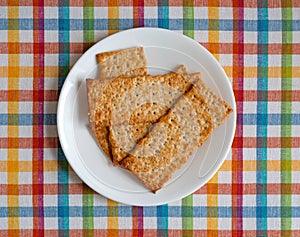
[[0, 1, 299, 236]]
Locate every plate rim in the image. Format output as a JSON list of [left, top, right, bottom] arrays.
[[57, 27, 237, 206]]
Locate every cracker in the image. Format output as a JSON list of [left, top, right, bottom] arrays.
[[94, 72, 197, 126], [121, 85, 214, 193], [108, 71, 201, 165], [96, 47, 147, 79], [87, 47, 147, 160]]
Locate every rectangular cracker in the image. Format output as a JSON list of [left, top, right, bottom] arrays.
[[87, 47, 147, 160], [93, 72, 197, 127], [108, 71, 202, 165], [96, 47, 147, 79], [120, 81, 233, 193]]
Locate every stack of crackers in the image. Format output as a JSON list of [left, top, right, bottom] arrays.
[[86, 47, 233, 193]]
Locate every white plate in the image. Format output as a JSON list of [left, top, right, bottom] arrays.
[[57, 28, 236, 206]]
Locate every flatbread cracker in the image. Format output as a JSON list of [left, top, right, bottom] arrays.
[[108, 71, 202, 165], [121, 85, 214, 193]]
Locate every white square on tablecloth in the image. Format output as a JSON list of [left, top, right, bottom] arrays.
[[144, 7, 158, 19], [19, 6, 33, 18], [244, 8, 258, 20], [0, 172, 7, 184], [292, 218, 300, 230], [70, 7, 83, 19], [19, 149, 32, 161], [94, 30, 108, 42], [194, 7, 208, 19], [218, 218, 232, 230], [244, 55, 257, 67], [69, 217, 82, 229], [267, 102, 281, 114], [193, 217, 207, 229], [19, 78, 33, 90], [219, 7, 233, 19], [143, 217, 157, 229], [219, 54, 232, 67], [219, 31, 233, 43], [268, 55, 281, 67], [0, 54, 7, 67], [244, 32, 257, 43], [18, 172, 32, 184], [169, 7, 182, 19], [45, 54, 59, 67], [19, 195, 32, 207], [18, 102, 32, 114], [0, 126, 7, 138], [243, 101, 257, 114], [68, 194, 83, 206], [19, 54, 33, 67], [44, 218, 58, 230], [44, 171, 57, 184], [118, 217, 132, 229], [243, 171, 257, 183], [44, 78, 58, 90], [94, 7, 108, 19], [267, 125, 281, 138], [18, 126, 32, 138], [267, 194, 281, 206], [43, 194, 58, 207], [119, 7, 133, 19], [0, 218, 8, 232], [244, 77, 257, 90], [293, 8, 300, 20], [243, 148, 257, 160], [0, 149, 7, 161], [70, 30, 83, 42], [243, 125, 257, 137], [94, 216, 107, 229], [218, 195, 232, 206], [292, 194, 300, 206], [218, 171, 232, 183], [44, 7, 58, 19], [45, 31, 58, 43], [292, 125, 300, 137], [168, 218, 182, 229], [93, 195, 107, 206], [267, 148, 281, 160], [193, 194, 207, 206], [19, 30, 33, 43], [292, 171, 300, 183], [19, 217, 33, 229], [268, 32, 282, 44], [268, 8, 282, 20], [0, 31, 7, 42], [268, 218, 281, 230], [243, 218, 256, 230], [267, 171, 281, 184], [268, 78, 281, 90], [293, 55, 300, 70], [194, 31, 208, 43], [293, 31, 300, 43]]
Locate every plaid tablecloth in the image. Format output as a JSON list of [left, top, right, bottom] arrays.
[[1, 1, 300, 236]]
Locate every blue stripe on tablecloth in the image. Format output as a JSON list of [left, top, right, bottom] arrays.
[[157, 205, 168, 236], [1, 206, 300, 218], [158, 0, 169, 28], [256, 4, 268, 234], [0, 114, 57, 125], [3, 19, 299, 31]]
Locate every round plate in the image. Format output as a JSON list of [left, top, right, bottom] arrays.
[[57, 28, 236, 206]]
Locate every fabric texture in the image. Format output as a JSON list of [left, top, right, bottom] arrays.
[[0, 1, 299, 236]]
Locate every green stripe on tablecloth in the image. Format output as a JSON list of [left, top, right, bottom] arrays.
[[83, 3, 95, 235], [183, 0, 194, 39], [84, 2, 94, 49], [281, 2, 292, 235], [182, 194, 193, 235]]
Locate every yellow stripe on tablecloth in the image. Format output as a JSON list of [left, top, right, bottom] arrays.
[[7, 4, 20, 234]]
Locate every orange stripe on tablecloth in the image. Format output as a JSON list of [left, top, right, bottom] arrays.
[[7, 3, 20, 235], [0, 137, 58, 148], [206, 2, 219, 234], [107, 199, 119, 236], [0, 90, 59, 101], [108, 0, 119, 35]]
